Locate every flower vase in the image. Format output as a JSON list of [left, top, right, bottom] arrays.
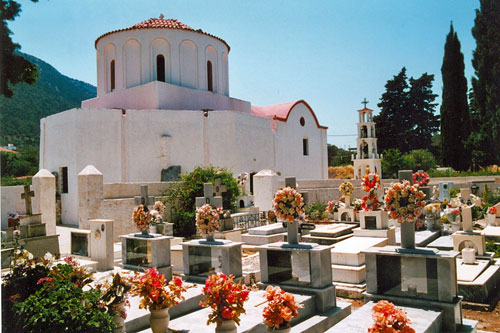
[[112, 302, 126, 333], [267, 325, 291, 332], [149, 308, 170, 333], [206, 233, 215, 242], [287, 220, 299, 244], [141, 228, 150, 236], [400, 221, 416, 249], [486, 214, 496, 226], [149, 224, 157, 235], [425, 217, 434, 230], [450, 222, 460, 234], [215, 319, 237, 332]]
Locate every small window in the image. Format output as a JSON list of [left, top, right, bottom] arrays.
[[207, 61, 213, 92], [110, 60, 115, 91], [61, 167, 68, 193], [156, 55, 165, 82], [303, 138, 309, 156], [300, 117, 305, 126]]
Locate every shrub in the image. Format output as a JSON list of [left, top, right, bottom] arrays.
[[305, 203, 329, 220], [381, 148, 404, 178], [166, 166, 240, 238], [402, 149, 437, 171]]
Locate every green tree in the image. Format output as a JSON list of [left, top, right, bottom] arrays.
[[402, 149, 437, 171], [327, 144, 350, 166], [374, 68, 410, 153], [0, 0, 39, 98], [440, 24, 470, 171], [381, 148, 404, 179], [407, 73, 439, 151], [470, 0, 500, 166]]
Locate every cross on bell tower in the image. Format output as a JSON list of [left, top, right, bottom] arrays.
[[361, 98, 369, 108]]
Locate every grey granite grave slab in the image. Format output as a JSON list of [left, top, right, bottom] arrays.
[[395, 227, 441, 247], [456, 259, 489, 282], [427, 235, 453, 251], [326, 301, 442, 333]]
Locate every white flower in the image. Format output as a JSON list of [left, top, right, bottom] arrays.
[[44, 252, 53, 261]]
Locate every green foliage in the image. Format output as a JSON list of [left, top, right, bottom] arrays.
[[381, 148, 436, 177], [305, 203, 329, 220], [0, 149, 39, 185], [471, 205, 483, 220], [0, 52, 96, 150], [427, 169, 500, 178], [448, 188, 460, 199], [166, 166, 240, 238], [327, 144, 351, 166], [401, 149, 437, 172], [486, 241, 500, 258], [470, 0, 500, 166], [440, 24, 470, 171], [0, 0, 39, 98], [482, 185, 500, 206], [374, 68, 439, 154]]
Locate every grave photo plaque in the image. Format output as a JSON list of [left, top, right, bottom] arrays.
[[188, 246, 212, 275], [365, 216, 377, 230], [126, 238, 152, 267]]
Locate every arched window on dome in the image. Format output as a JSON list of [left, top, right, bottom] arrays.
[[207, 61, 213, 92], [156, 55, 165, 82], [110, 60, 115, 91]]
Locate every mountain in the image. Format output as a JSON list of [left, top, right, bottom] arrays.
[[0, 52, 96, 150]]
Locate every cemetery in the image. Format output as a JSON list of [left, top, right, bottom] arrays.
[[2, 3, 500, 333]]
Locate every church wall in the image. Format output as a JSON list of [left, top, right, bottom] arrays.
[[273, 103, 327, 179], [96, 29, 228, 98]]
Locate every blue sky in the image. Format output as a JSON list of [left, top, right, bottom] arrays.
[[10, 0, 479, 148]]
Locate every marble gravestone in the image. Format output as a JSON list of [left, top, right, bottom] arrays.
[[89, 219, 114, 270], [438, 182, 453, 202], [134, 185, 155, 208], [195, 183, 223, 208], [354, 210, 396, 245]]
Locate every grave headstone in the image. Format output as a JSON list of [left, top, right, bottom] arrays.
[[134, 185, 155, 208], [213, 178, 227, 197], [21, 185, 35, 215], [398, 170, 413, 183], [161, 165, 181, 181], [89, 219, 114, 270], [438, 182, 453, 202], [284, 177, 309, 204], [195, 183, 223, 208]]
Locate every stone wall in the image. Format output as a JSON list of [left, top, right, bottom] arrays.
[[1, 185, 26, 229]]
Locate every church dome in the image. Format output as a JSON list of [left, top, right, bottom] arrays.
[[94, 16, 230, 97]]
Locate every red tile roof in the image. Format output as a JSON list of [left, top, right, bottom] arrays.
[[251, 100, 328, 129], [95, 17, 230, 52], [0, 147, 19, 154]]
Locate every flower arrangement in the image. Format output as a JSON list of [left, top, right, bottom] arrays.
[[196, 203, 222, 235], [149, 201, 165, 225], [130, 268, 192, 311], [444, 207, 461, 223], [326, 200, 337, 214], [200, 273, 250, 326], [273, 187, 304, 222], [353, 198, 363, 211], [361, 172, 381, 211], [262, 285, 302, 330], [368, 300, 415, 333], [384, 181, 425, 223], [339, 181, 354, 197], [237, 172, 249, 186], [487, 206, 498, 215], [133, 205, 151, 231], [424, 203, 441, 219], [412, 171, 429, 187], [99, 273, 132, 319]]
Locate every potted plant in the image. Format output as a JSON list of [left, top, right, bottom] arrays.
[[262, 286, 302, 332], [199, 273, 250, 332], [486, 206, 498, 226], [273, 187, 305, 244], [133, 204, 152, 237], [99, 273, 132, 333], [196, 203, 222, 241], [384, 181, 425, 249], [368, 300, 415, 333], [131, 268, 192, 333]]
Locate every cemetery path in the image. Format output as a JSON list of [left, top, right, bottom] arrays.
[[463, 299, 500, 332]]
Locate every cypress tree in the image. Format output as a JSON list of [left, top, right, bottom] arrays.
[[440, 24, 470, 170], [470, 0, 500, 166]]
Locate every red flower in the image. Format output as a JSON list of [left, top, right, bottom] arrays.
[[222, 307, 233, 319], [174, 277, 183, 287], [227, 294, 235, 303]]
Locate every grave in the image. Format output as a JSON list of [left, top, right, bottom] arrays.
[[71, 229, 91, 256], [241, 223, 286, 245], [134, 185, 155, 208], [481, 225, 500, 242], [89, 219, 114, 270], [438, 181, 454, 201], [301, 223, 356, 245], [363, 246, 468, 332], [452, 206, 486, 256], [120, 233, 173, 279], [354, 210, 396, 245], [337, 207, 357, 223], [394, 226, 440, 247], [181, 239, 243, 282], [397, 169, 413, 183]]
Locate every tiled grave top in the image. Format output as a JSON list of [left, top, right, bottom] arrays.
[[248, 223, 286, 235], [181, 239, 243, 247], [364, 246, 458, 259], [332, 237, 386, 254], [427, 235, 453, 250], [259, 242, 332, 252], [457, 259, 489, 282]]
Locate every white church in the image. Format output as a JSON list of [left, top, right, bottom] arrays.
[[39, 16, 328, 225]]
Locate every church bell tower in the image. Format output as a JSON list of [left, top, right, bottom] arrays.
[[352, 98, 382, 179]]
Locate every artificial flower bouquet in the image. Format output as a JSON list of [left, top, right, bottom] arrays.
[[360, 172, 381, 211], [368, 300, 415, 333], [339, 181, 354, 197], [444, 207, 461, 223], [352, 198, 363, 211], [196, 203, 222, 235], [130, 268, 192, 311], [150, 201, 165, 224], [326, 200, 338, 214], [487, 206, 497, 216], [384, 181, 425, 223], [424, 203, 441, 219], [200, 273, 250, 326], [273, 187, 304, 222], [412, 171, 429, 187], [133, 204, 151, 231], [262, 285, 302, 330]]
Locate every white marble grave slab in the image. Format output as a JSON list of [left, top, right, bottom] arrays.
[[457, 259, 489, 282], [331, 236, 387, 266], [248, 223, 286, 235]]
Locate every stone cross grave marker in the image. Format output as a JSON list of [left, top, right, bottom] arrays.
[[213, 178, 227, 197], [21, 185, 35, 215], [195, 183, 223, 208], [284, 177, 309, 204], [134, 185, 155, 210]]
